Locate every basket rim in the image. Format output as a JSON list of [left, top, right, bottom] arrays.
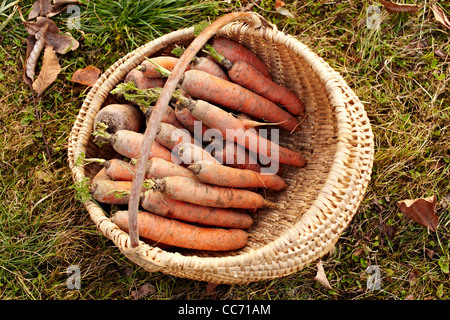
[[68, 14, 374, 284]]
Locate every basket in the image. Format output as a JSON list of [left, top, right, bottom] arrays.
[[67, 12, 374, 284]]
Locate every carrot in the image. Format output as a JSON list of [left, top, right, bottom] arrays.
[[175, 94, 306, 167], [145, 157, 196, 179], [104, 159, 136, 181], [90, 179, 132, 205], [155, 122, 195, 156], [212, 37, 271, 78], [91, 167, 110, 184], [190, 56, 230, 81], [210, 139, 261, 172], [101, 130, 173, 163], [111, 210, 248, 251], [172, 45, 230, 81], [137, 56, 188, 78], [188, 162, 286, 191], [177, 142, 220, 165], [93, 103, 144, 135], [140, 190, 253, 229], [104, 157, 195, 181], [180, 70, 299, 132], [153, 176, 275, 209], [124, 68, 166, 89], [205, 45, 304, 116]]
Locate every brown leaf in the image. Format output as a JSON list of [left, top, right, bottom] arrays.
[[25, 22, 49, 84], [274, 0, 285, 10], [430, 4, 450, 30], [47, 0, 79, 18], [71, 65, 101, 87], [314, 260, 332, 289], [397, 195, 439, 231], [32, 45, 61, 97], [130, 283, 155, 300], [45, 31, 79, 54], [380, 0, 420, 14], [28, 0, 52, 20], [23, 35, 37, 86], [24, 16, 59, 36]]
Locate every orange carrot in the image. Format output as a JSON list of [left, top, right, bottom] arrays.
[[91, 167, 110, 184], [153, 176, 275, 209], [155, 122, 195, 156], [210, 138, 261, 172], [111, 210, 248, 251], [190, 56, 230, 81], [175, 95, 306, 167], [105, 130, 173, 163], [180, 70, 299, 132], [93, 103, 144, 134], [177, 142, 220, 165], [90, 179, 132, 205], [104, 159, 136, 181], [104, 157, 195, 181], [140, 190, 253, 229], [137, 56, 189, 78], [212, 37, 271, 78], [145, 157, 196, 179], [124, 68, 166, 89], [228, 61, 304, 116], [188, 162, 286, 191]]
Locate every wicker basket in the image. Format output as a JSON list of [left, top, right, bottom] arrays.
[[68, 12, 374, 284]]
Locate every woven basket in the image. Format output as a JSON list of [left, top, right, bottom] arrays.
[[68, 12, 374, 284]]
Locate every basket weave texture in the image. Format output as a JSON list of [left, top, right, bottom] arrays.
[[68, 13, 374, 284]]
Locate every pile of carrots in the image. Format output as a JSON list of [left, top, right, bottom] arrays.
[[88, 37, 306, 252]]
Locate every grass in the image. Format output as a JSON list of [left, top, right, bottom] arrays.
[[0, 0, 449, 300]]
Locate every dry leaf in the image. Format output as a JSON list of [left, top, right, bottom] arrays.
[[314, 260, 332, 289], [397, 195, 439, 231], [32, 45, 61, 97], [28, 0, 52, 20], [45, 31, 79, 54], [23, 35, 37, 86], [71, 65, 101, 87], [274, 0, 285, 10], [131, 283, 155, 300], [24, 17, 79, 54], [25, 22, 48, 83], [430, 4, 450, 30], [47, 0, 79, 18], [380, 0, 420, 14]]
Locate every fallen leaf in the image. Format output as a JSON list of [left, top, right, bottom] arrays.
[[397, 195, 439, 231], [32, 45, 61, 97], [45, 31, 79, 54], [276, 6, 295, 19], [28, 0, 52, 20], [47, 0, 79, 18], [274, 0, 285, 10], [408, 270, 419, 286], [380, 0, 420, 14], [205, 282, 219, 295], [314, 260, 332, 289], [24, 17, 79, 54], [430, 4, 450, 30], [25, 22, 49, 84], [131, 283, 155, 300], [23, 35, 37, 86], [71, 65, 101, 87]]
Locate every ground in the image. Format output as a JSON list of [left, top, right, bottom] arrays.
[[0, 0, 448, 300]]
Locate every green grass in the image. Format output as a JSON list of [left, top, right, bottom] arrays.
[[0, 0, 449, 300]]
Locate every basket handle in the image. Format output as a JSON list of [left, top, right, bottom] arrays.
[[127, 11, 270, 248]]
